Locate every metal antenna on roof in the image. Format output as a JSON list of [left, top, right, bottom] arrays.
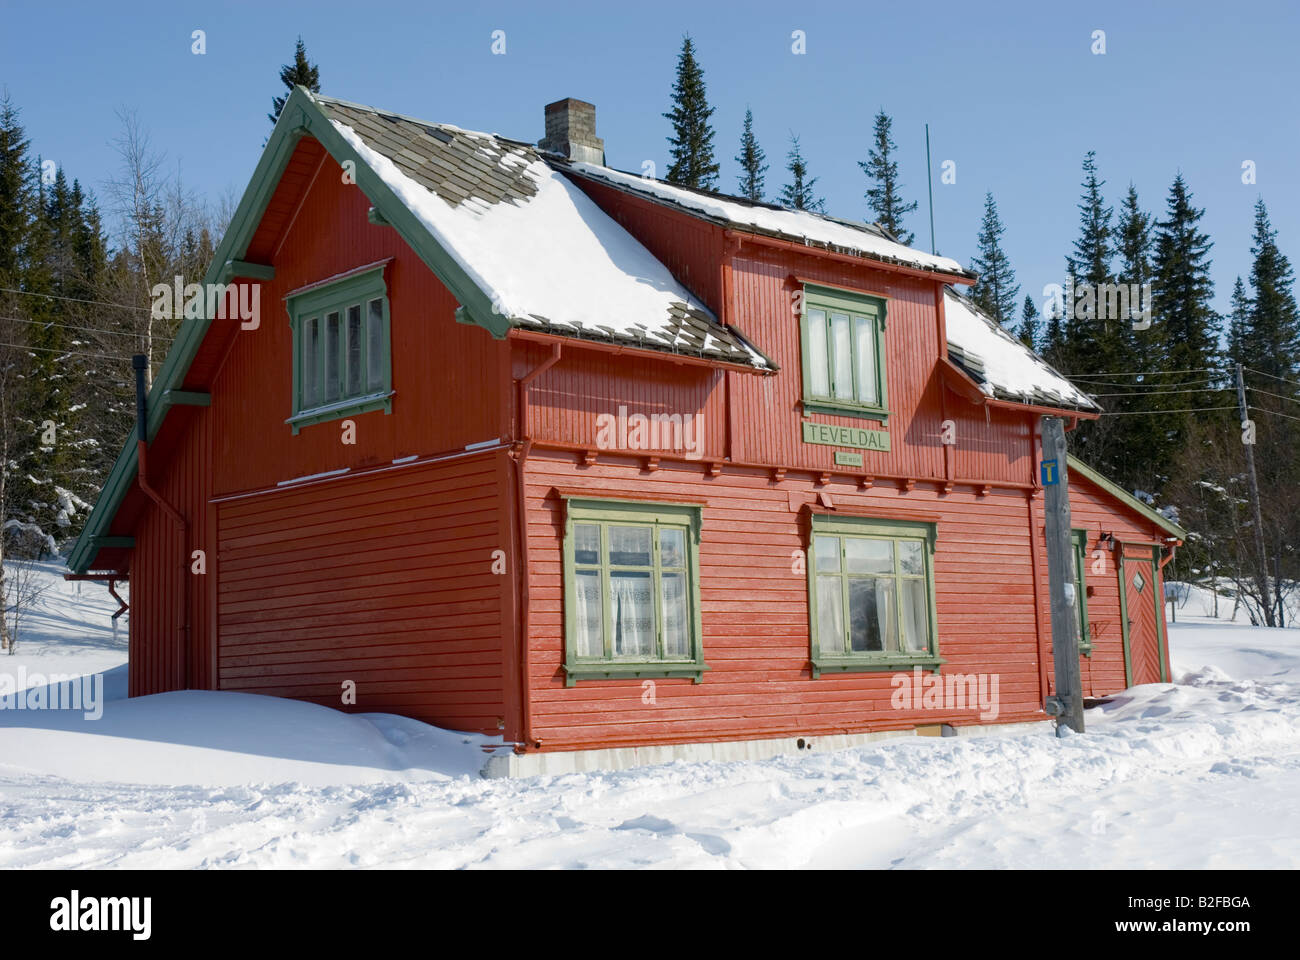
[[925, 123, 936, 256]]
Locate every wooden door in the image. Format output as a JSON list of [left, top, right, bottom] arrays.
[[1119, 545, 1166, 686]]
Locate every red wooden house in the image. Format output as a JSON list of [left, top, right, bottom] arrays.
[[69, 89, 1185, 774]]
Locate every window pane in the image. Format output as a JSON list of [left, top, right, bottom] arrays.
[[900, 579, 929, 652], [574, 570, 604, 657], [367, 298, 384, 392], [610, 571, 654, 656], [807, 308, 829, 397], [846, 537, 892, 574], [574, 524, 600, 566], [608, 525, 652, 566], [854, 315, 878, 405], [346, 304, 362, 396], [302, 317, 319, 409], [899, 540, 924, 575], [817, 576, 844, 654], [662, 572, 689, 658], [660, 527, 685, 568], [849, 577, 895, 652], [831, 312, 853, 399], [815, 535, 840, 573], [325, 311, 341, 402]]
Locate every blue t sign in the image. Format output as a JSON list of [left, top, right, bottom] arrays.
[[1040, 458, 1060, 486]]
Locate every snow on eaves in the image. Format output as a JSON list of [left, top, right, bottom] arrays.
[[329, 120, 770, 369], [565, 161, 969, 278], [943, 288, 1098, 411]]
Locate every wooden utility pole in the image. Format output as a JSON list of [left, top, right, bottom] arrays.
[[1234, 363, 1274, 625], [1041, 417, 1085, 733]]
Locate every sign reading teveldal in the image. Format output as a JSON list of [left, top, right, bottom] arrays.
[[801, 421, 890, 452]]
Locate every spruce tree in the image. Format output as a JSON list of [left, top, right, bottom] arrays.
[[1153, 174, 1218, 373], [1227, 276, 1250, 369], [1147, 173, 1218, 483], [779, 135, 823, 212], [1063, 151, 1115, 375], [663, 36, 719, 190], [734, 108, 767, 202], [859, 111, 917, 244], [1106, 184, 1168, 494], [1243, 198, 1300, 381], [0, 91, 31, 291], [969, 193, 1019, 328], [269, 37, 322, 126], [1018, 294, 1040, 349]]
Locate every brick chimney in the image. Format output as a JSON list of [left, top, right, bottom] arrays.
[[538, 98, 604, 164]]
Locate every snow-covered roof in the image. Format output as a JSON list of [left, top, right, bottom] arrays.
[[559, 161, 972, 279], [943, 288, 1099, 412], [314, 96, 771, 370]]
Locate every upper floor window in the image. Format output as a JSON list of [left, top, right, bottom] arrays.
[[799, 283, 888, 420], [285, 262, 392, 433]]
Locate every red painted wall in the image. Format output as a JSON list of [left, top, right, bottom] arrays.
[[125, 138, 516, 734], [119, 136, 1177, 753]]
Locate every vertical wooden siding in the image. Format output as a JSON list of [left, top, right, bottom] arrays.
[[210, 149, 508, 498], [128, 405, 213, 696]]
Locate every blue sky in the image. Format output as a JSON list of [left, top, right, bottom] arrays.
[[3, 0, 1297, 317]]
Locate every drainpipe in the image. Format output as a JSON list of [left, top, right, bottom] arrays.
[[511, 342, 562, 751], [133, 355, 190, 689]]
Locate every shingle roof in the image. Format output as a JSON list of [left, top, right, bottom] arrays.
[[552, 160, 975, 281], [314, 95, 773, 370], [942, 288, 1100, 412]]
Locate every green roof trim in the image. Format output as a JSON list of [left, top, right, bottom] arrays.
[[67, 86, 513, 573], [1066, 455, 1187, 541]]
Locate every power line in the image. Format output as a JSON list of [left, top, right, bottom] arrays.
[[1249, 404, 1300, 424], [0, 340, 139, 364], [1070, 375, 1225, 389], [1089, 385, 1229, 398], [1246, 385, 1300, 406], [1243, 366, 1300, 391], [0, 314, 174, 343], [0, 285, 151, 315], [1067, 366, 1220, 379], [1096, 405, 1238, 416]]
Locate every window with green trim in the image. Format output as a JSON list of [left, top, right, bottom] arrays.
[[1071, 529, 1092, 655], [286, 264, 392, 433], [807, 515, 940, 676], [562, 499, 707, 685], [800, 284, 888, 419]]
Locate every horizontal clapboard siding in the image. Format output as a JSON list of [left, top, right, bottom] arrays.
[[523, 450, 1052, 751], [216, 452, 509, 732]]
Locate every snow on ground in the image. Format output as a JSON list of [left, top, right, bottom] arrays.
[[1, 567, 1298, 868]]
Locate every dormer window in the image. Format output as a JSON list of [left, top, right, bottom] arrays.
[[799, 283, 888, 420]]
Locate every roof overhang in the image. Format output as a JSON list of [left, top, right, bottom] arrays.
[[508, 329, 774, 375], [939, 356, 1101, 421]]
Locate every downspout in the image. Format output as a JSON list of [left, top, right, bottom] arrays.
[[511, 342, 562, 751], [133, 355, 190, 690]]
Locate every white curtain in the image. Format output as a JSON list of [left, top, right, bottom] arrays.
[[611, 573, 654, 657]]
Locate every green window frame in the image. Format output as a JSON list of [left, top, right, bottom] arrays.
[[799, 283, 889, 420], [285, 263, 393, 433], [807, 515, 942, 677], [562, 498, 707, 686], [1071, 528, 1092, 656]]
